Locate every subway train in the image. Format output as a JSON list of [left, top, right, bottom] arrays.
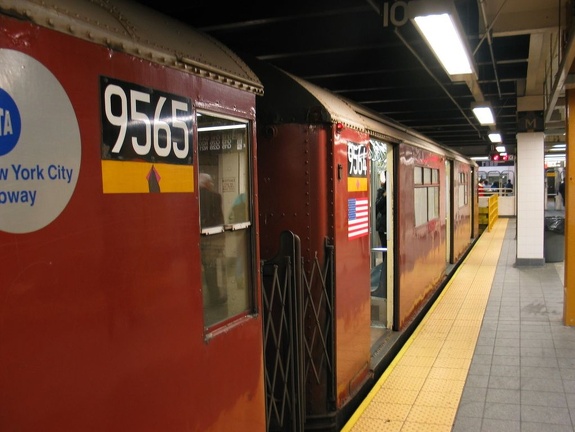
[[0, 1, 479, 431], [251, 58, 480, 430]]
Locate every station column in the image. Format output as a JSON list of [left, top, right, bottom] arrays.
[[515, 131, 545, 266]]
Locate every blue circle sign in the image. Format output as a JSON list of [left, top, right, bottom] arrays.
[[0, 49, 81, 233], [0, 87, 21, 156]]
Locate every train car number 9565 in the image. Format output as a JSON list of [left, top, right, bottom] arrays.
[[100, 77, 193, 164]]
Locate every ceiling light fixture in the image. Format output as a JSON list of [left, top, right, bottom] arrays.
[[472, 103, 496, 125], [551, 144, 566, 150], [197, 124, 246, 132], [409, 0, 475, 79], [495, 145, 506, 153], [489, 132, 502, 143]]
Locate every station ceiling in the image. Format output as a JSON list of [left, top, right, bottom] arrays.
[[135, 0, 569, 159]]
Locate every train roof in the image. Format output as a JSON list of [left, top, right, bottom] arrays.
[[243, 57, 366, 131], [245, 57, 475, 165], [0, 0, 263, 95], [350, 101, 477, 165]]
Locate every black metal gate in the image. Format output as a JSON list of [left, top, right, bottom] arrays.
[[261, 231, 335, 432]]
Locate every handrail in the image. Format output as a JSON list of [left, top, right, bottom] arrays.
[[480, 187, 513, 197]]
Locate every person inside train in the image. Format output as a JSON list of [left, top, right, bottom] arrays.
[[228, 192, 248, 223], [228, 192, 248, 289], [504, 179, 513, 196], [375, 180, 386, 248], [199, 173, 227, 305]]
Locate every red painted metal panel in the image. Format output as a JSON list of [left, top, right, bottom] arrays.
[[0, 17, 264, 432], [332, 128, 371, 407], [258, 124, 334, 415], [257, 124, 330, 262], [396, 143, 447, 330], [257, 123, 371, 410]]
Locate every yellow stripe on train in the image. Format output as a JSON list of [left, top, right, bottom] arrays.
[[347, 176, 368, 192], [101, 160, 194, 193]]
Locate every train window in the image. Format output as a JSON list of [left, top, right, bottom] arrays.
[[502, 170, 515, 196], [414, 166, 422, 184], [458, 172, 468, 206], [414, 166, 439, 226], [414, 188, 427, 226], [197, 111, 253, 328], [428, 187, 439, 220]]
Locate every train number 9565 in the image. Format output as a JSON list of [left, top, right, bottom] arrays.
[[100, 77, 193, 164]]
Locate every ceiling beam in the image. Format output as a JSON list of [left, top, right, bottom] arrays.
[[483, 0, 567, 37]]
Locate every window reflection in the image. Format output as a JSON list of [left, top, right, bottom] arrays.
[[197, 111, 253, 328]]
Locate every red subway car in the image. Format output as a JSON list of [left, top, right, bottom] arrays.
[[0, 1, 265, 431], [250, 59, 479, 430]]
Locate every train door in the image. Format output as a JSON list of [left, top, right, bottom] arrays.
[[385, 146, 395, 330], [369, 139, 393, 332]]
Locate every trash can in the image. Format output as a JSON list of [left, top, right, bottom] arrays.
[[544, 216, 565, 262]]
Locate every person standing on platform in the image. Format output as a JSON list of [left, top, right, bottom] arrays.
[[558, 178, 566, 207]]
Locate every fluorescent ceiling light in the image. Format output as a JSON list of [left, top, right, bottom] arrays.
[[410, 1, 474, 78], [489, 132, 502, 143], [495, 145, 506, 152], [473, 106, 495, 125], [198, 124, 246, 132], [545, 154, 566, 162]]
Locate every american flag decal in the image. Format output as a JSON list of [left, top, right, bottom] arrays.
[[348, 197, 369, 239]]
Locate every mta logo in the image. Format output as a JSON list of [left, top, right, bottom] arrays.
[[0, 88, 22, 156]]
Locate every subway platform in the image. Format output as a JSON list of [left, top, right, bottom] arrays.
[[342, 216, 574, 431]]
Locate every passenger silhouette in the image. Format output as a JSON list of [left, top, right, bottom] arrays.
[[199, 173, 227, 305]]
